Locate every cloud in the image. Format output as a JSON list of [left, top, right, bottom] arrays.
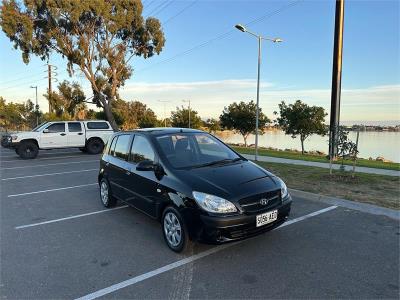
[[119, 79, 400, 122]]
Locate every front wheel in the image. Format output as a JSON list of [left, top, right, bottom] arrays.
[[17, 141, 39, 159], [162, 207, 190, 253]]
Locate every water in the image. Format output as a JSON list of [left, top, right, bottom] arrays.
[[216, 130, 400, 163]]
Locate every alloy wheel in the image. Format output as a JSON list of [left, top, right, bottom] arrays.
[[163, 212, 182, 247]]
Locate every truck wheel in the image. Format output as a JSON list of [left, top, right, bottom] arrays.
[[86, 138, 104, 154], [18, 141, 39, 159]]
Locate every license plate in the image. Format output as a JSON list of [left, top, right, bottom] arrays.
[[256, 210, 278, 227]]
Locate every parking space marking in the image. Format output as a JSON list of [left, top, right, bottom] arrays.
[[7, 183, 97, 198], [15, 206, 129, 229], [0, 150, 80, 158], [2, 160, 99, 170], [1, 154, 96, 163], [75, 205, 338, 300], [2, 169, 98, 181]]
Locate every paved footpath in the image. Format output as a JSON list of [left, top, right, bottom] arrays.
[[242, 154, 400, 177]]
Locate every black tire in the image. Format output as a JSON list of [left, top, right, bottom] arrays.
[[99, 178, 117, 208], [162, 206, 190, 253], [79, 147, 87, 153], [17, 141, 39, 159], [86, 138, 104, 154]]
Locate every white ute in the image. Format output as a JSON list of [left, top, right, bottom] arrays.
[[5, 120, 114, 159]]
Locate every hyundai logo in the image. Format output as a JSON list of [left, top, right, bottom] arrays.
[[260, 198, 269, 206]]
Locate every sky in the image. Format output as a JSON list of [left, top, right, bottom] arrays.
[[0, 0, 399, 125]]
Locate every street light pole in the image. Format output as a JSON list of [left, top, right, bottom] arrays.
[[235, 24, 282, 161], [30, 85, 39, 126], [157, 100, 170, 127]]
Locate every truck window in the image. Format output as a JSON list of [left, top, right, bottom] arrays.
[[113, 134, 131, 160], [68, 122, 82, 132], [46, 123, 65, 133], [87, 122, 109, 129]]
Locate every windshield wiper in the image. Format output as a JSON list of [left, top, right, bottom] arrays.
[[191, 158, 242, 169]]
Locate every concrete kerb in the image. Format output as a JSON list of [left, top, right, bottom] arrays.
[[290, 188, 399, 221]]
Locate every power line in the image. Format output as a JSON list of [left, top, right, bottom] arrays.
[[1, 71, 46, 85], [138, 0, 303, 73], [150, 0, 174, 17], [146, 1, 169, 17], [164, 0, 198, 25]]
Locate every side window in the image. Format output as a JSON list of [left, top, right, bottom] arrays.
[[129, 135, 155, 163], [86, 122, 109, 129], [113, 134, 131, 160], [45, 123, 65, 133], [68, 122, 82, 132], [108, 136, 118, 156]]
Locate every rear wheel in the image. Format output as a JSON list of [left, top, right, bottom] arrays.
[[99, 178, 116, 208], [86, 138, 104, 154], [17, 141, 39, 159], [162, 206, 190, 253]]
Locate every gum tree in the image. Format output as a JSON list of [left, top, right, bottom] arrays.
[[0, 0, 165, 130]]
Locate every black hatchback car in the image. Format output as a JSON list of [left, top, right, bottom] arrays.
[[98, 128, 292, 252]]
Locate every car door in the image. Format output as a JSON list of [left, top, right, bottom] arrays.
[[40, 122, 67, 148], [67, 122, 85, 147], [124, 134, 160, 217], [106, 134, 132, 200]]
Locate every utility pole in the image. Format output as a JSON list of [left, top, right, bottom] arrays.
[[157, 100, 170, 127], [46, 64, 58, 113], [183, 100, 191, 128], [48, 64, 52, 113], [30, 86, 39, 126], [329, 0, 345, 160]]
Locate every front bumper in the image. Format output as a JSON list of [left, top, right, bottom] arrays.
[[197, 199, 292, 243], [1, 136, 14, 148]]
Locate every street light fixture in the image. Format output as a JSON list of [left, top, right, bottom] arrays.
[[30, 85, 39, 126], [234, 23, 282, 161]]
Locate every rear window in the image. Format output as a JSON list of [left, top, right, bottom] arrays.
[[113, 134, 131, 160], [86, 122, 109, 129]]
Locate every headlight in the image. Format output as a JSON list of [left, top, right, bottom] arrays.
[[11, 135, 18, 141], [276, 177, 288, 199], [192, 191, 237, 214]]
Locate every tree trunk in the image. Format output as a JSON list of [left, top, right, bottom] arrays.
[[243, 134, 248, 147], [103, 102, 119, 131], [300, 137, 305, 155]]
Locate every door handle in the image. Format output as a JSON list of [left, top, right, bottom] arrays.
[[60, 133, 66, 136], [78, 132, 83, 135]]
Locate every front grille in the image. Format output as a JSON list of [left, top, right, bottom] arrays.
[[238, 190, 281, 213]]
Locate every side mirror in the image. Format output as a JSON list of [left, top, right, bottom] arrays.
[[43, 129, 49, 133], [136, 160, 155, 171]]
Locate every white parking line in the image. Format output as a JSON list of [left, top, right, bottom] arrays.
[[0, 150, 80, 158], [75, 205, 338, 300], [1, 154, 95, 163], [15, 206, 129, 229], [7, 183, 97, 197], [2, 160, 98, 170], [2, 169, 98, 181]]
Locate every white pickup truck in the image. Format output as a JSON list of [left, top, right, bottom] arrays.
[[2, 120, 114, 159]]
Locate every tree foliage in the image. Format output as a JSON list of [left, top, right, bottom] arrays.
[[0, 97, 40, 130], [275, 100, 327, 154], [113, 99, 158, 129], [336, 126, 359, 172], [220, 100, 270, 146], [204, 118, 221, 134], [0, 0, 165, 130], [44, 80, 87, 119], [170, 106, 202, 129]]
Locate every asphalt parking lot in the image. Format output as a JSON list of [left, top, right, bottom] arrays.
[[1, 146, 399, 299]]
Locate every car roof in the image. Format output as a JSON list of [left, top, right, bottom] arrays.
[[116, 127, 204, 136]]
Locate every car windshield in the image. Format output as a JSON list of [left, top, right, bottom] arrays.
[[155, 132, 243, 169], [32, 122, 49, 132]]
